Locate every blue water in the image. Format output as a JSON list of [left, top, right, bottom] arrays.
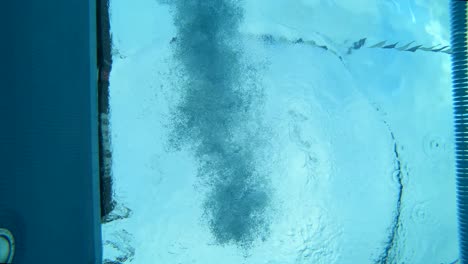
[[103, 0, 458, 263]]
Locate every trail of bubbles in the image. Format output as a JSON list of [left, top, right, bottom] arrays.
[[165, 0, 272, 248]]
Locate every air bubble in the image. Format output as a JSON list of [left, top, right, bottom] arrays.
[[410, 202, 429, 224], [422, 134, 447, 160]]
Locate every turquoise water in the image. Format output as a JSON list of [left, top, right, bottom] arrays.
[[103, 0, 458, 263]]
